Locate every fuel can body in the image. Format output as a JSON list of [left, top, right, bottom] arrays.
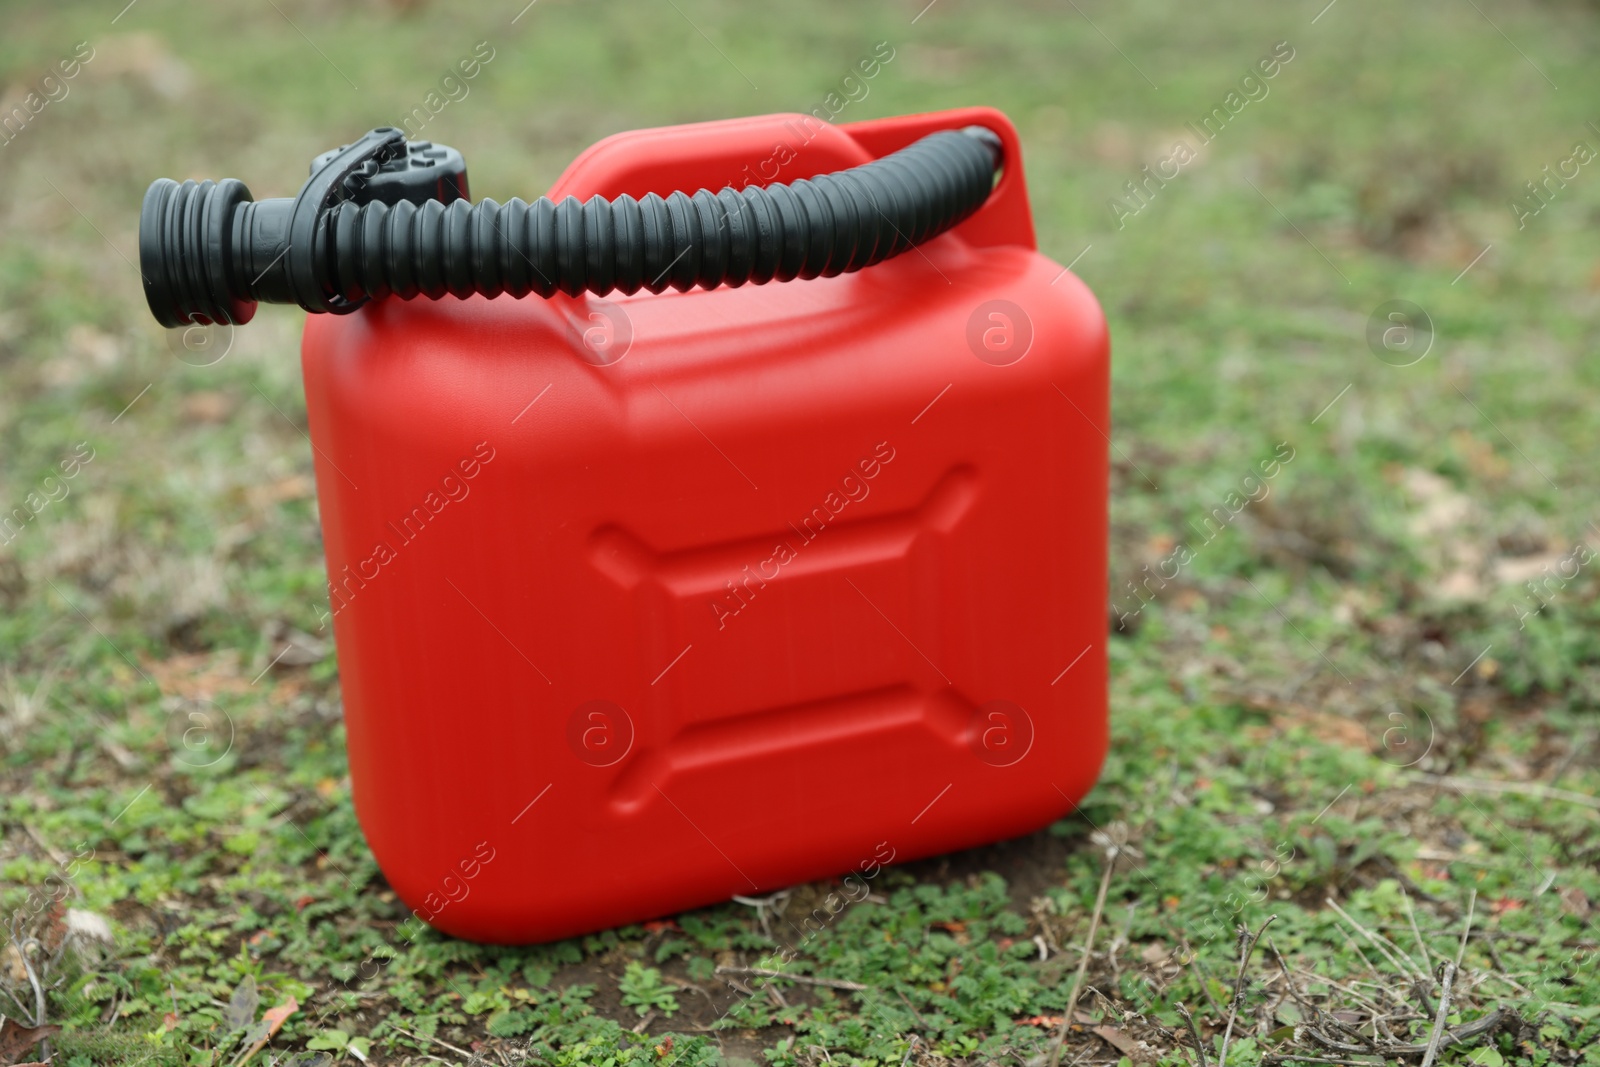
[[300, 107, 1109, 943]]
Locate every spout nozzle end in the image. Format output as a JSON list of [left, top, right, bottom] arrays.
[[960, 125, 1005, 170], [140, 177, 258, 329]]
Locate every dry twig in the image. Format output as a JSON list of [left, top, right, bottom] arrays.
[[1420, 890, 1475, 1067], [1160, 919, 1226, 1019], [1407, 772, 1600, 812], [387, 1020, 477, 1058], [1174, 1002, 1208, 1067], [1218, 915, 1276, 1067], [713, 966, 866, 991], [1326, 897, 1429, 985], [1398, 887, 1437, 1017], [1304, 1008, 1504, 1057], [1046, 834, 1119, 1067]]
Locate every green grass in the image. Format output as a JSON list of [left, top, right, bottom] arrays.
[[2, 0, 1599, 1064]]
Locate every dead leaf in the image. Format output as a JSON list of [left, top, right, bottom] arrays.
[[261, 620, 329, 669], [1093, 1025, 1139, 1055], [2, 944, 26, 985], [1560, 885, 1591, 919], [237, 996, 299, 1064], [65, 908, 114, 947], [239, 1019, 271, 1048], [0, 1017, 62, 1061], [225, 974, 259, 1031], [263, 997, 297, 1029], [1140, 941, 1172, 965], [31, 905, 68, 960], [1020, 1015, 1063, 1028]]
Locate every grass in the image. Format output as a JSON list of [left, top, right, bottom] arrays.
[[1, 0, 1598, 1064]]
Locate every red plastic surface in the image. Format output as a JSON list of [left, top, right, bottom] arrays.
[[301, 108, 1109, 944]]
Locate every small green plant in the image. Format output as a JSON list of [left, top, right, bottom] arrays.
[[617, 963, 680, 1017], [306, 1028, 371, 1059]]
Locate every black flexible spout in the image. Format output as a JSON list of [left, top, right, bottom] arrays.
[[139, 125, 1003, 329]]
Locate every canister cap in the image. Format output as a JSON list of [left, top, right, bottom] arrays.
[[309, 138, 469, 206]]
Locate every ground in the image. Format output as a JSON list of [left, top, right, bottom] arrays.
[[0, 0, 1597, 1064]]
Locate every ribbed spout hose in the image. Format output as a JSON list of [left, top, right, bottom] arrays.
[[139, 126, 1003, 328]]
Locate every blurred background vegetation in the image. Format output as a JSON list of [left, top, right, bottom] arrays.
[[0, 1, 1597, 1065]]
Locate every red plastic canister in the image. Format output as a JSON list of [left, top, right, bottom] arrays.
[[300, 106, 1109, 944]]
